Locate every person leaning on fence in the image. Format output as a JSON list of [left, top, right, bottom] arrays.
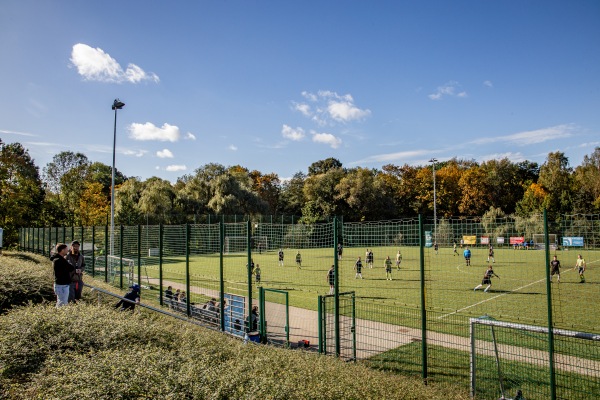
[[51, 243, 75, 307], [246, 305, 259, 332], [165, 286, 174, 308], [115, 283, 140, 311], [173, 289, 181, 302], [66, 240, 85, 303], [179, 291, 187, 304]]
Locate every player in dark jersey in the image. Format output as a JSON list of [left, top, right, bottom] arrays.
[[550, 255, 561, 283], [327, 265, 335, 294], [354, 257, 363, 279], [278, 249, 284, 266], [487, 244, 495, 263], [474, 265, 500, 292], [295, 251, 302, 269], [385, 256, 393, 280]]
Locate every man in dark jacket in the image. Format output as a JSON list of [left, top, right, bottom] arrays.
[[66, 240, 85, 302], [51, 243, 74, 307], [115, 284, 141, 311]]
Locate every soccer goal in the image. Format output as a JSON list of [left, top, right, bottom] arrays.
[[470, 317, 600, 399], [532, 234, 558, 250], [95, 254, 135, 285], [224, 235, 268, 254]]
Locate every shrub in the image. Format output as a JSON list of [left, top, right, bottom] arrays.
[[0, 252, 55, 314]]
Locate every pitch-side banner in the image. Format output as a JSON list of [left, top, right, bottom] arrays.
[[480, 236, 490, 245], [510, 237, 525, 245], [562, 237, 584, 247], [463, 235, 477, 245], [425, 231, 433, 247]]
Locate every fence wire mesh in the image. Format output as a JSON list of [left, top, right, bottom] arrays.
[[23, 213, 600, 398]]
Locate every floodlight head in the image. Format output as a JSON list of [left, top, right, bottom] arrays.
[[112, 99, 125, 110], [429, 158, 438, 163]]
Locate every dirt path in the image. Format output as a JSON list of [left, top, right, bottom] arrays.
[[146, 277, 599, 376]]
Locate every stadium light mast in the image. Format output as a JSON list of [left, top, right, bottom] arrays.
[[429, 158, 438, 241], [110, 99, 125, 259]]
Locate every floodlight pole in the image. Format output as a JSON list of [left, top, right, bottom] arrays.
[[429, 158, 438, 241], [110, 99, 125, 258]]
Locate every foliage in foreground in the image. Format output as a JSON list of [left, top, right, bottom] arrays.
[[0, 252, 55, 314], [0, 252, 467, 399], [0, 304, 467, 400]]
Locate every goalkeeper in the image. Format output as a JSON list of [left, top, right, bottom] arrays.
[[474, 265, 499, 292]]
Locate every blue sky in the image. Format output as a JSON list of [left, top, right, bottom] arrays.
[[1, 1, 599, 181]]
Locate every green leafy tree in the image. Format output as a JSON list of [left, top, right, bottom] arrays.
[[115, 178, 144, 225], [308, 157, 343, 176], [537, 151, 573, 219], [0, 140, 44, 246], [279, 172, 306, 216], [572, 147, 600, 213]]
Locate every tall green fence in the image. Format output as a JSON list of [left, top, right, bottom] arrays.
[[21, 213, 600, 399]]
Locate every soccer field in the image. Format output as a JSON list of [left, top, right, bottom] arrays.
[[136, 245, 600, 334]]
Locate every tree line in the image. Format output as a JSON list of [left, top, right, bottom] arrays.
[[1, 137, 599, 246]]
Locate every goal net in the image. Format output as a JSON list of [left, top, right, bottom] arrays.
[[95, 254, 135, 285], [224, 236, 268, 254], [532, 234, 557, 250], [470, 317, 600, 400]]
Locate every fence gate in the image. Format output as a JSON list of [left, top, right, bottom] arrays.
[[318, 291, 356, 361], [258, 288, 289, 347]]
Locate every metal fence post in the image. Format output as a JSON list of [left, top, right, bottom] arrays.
[[247, 220, 253, 328], [318, 295, 323, 354], [119, 225, 123, 289], [91, 226, 95, 277], [137, 224, 141, 289], [219, 218, 225, 331], [419, 214, 428, 383], [544, 210, 557, 400], [185, 223, 191, 316], [159, 223, 164, 306], [104, 225, 108, 283], [334, 216, 340, 357]]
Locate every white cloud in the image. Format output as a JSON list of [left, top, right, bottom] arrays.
[[185, 132, 196, 140], [166, 165, 187, 172], [0, 129, 38, 137], [311, 131, 342, 149], [472, 124, 576, 146], [128, 122, 181, 142], [229, 145, 238, 151], [70, 43, 159, 83], [122, 149, 147, 157], [293, 90, 370, 125], [428, 81, 467, 100], [293, 102, 311, 117], [479, 152, 525, 163], [156, 149, 174, 158], [483, 80, 494, 88], [155, 166, 160, 170], [281, 124, 305, 141], [327, 100, 371, 122], [351, 149, 432, 165]]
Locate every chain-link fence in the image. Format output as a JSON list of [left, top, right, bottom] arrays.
[[21, 212, 600, 399]]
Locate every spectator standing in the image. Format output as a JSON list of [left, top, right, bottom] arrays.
[[51, 243, 74, 307], [66, 240, 85, 302]]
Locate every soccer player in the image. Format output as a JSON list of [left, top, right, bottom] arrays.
[[278, 248, 284, 266], [453, 241, 458, 256], [337, 243, 343, 260], [474, 265, 500, 292], [327, 265, 335, 295], [575, 254, 586, 283], [254, 264, 261, 284], [385, 256, 393, 280], [463, 246, 472, 266], [395, 250, 403, 270], [354, 256, 363, 279], [367, 249, 374, 268], [295, 251, 302, 269], [434, 242, 439, 255], [550, 255, 561, 283], [487, 244, 495, 263]]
